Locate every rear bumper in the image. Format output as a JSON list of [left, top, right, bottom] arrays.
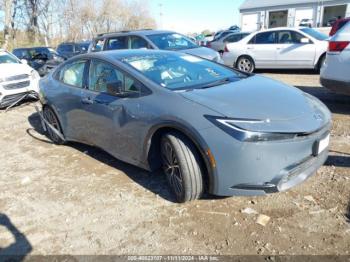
[[320, 77, 350, 96]]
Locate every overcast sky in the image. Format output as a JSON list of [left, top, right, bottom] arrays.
[[0, 0, 245, 33], [149, 0, 245, 33]]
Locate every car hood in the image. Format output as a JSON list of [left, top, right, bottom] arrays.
[[180, 47, 219, 60], [0, 63, 32, 78], [180, 75, 330, 133]]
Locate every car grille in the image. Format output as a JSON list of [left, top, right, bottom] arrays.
[[3, 81, 30, 90], [3, 74, 29, 82]]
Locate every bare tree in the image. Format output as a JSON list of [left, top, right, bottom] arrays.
[[2, 0, 13, 49]]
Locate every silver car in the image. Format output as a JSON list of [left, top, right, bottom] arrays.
[[209, 32, 250, 54], [223, 27, 329, 73], [89, 29, 223, 63], [39, 50, 331, 203]]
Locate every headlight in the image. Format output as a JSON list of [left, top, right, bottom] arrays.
[[205, 115, 298, 142], [30, 70, 40, 80]]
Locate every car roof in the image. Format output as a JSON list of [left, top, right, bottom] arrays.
[[78, 49, 182, 61], [95, 29, 177, 39], [13, 46, 52, 50]]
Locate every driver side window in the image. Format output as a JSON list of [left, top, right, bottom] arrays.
[[88, 60, 123, 93], [88, 60, 141, 95]]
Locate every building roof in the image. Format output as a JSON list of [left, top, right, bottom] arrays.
[[240, 0, 334, 10]]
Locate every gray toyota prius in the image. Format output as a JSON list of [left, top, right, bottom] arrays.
[[39, 50, 331, 203]]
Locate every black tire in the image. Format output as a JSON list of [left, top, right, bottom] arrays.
[[43, 106, 65, 145], [316, 55, 326, 73], [236, 56, 255, 73], [161, 132, 204, 203]]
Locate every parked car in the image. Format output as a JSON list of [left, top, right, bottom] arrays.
[[39, 49, 331, 203], [222, 27, 328, 73], [57, 42, 90, 59], [213, 30, 241, 41], [0, 50, 40, 108], [209, 32, 250, 54], [299, 18, 313, 27], [89, 30, 222, 63], [329, 17, 350, 36], [321, 21, 350, 95], [228, 25, 240, 31], [13, 47, 64, 76]]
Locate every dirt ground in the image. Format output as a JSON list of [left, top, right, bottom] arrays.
[[0, 70, 349, 256]]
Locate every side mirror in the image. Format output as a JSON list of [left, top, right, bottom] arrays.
[[300, 38, 310, 44], [20, 59, 28, 64], [107, 81, 123, 96]]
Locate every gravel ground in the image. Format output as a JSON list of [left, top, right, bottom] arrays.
[[0, 71, 349, 256]]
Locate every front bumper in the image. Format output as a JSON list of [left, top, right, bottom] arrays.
[[0, 78, 39, 108], [199, 124, 331, 196]]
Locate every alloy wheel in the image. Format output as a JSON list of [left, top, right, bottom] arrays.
[[161, 141, 183, 196], [238, 58, 253, 73]]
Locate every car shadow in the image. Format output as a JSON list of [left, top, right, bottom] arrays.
[[27, 112, 180, 202], [295, 86, 350, 115], [325, 155, 350, 168], [346, 200, 350, 224], [256, 69, 318, 75], [0, 213, 32, 261]]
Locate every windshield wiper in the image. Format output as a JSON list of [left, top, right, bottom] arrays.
[[200, 77, 241, 89]]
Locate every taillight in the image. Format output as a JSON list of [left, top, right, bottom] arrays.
[[328, 41, 349, 52], [224, 45, 229, 52]]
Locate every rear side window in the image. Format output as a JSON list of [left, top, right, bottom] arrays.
[[59, 60, 86, 88], [250, 31, 276, 44], [225, 34, 242, 43], [58, 45, 74, 52], [106, 36, 129, 50]]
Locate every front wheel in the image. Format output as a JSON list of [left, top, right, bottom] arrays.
[[161, 132, 204, 203], [236, 56, 255, 73]]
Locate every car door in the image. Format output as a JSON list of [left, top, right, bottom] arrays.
[[51, 59, 89, 142], [80, 59, 144, 163], [247, 31, 277, 68], [275, 30, 316, 68]]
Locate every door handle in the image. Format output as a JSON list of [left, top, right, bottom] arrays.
[[247, 47, 254, 50], [81, 97, 93, 105]]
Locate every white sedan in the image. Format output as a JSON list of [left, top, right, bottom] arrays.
[[321, 21, 350, 95], [0, 50, 40, 108], [222, 27, 329, 73]]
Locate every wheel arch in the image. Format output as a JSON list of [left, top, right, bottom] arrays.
[[316, 52, 326, 68], [144, 123, 215, 193], [42, 103, 65, 137]]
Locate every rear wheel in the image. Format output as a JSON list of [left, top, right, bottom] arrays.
[[43, 106, 65, 145], [161, 132, 204, 203], [236, 56, 255, 73]]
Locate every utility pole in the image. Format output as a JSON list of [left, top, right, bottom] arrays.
[[158, 3, 163, 29]]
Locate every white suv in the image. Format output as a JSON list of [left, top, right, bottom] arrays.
[[222, 27, 328, 73], [321, 22, 350, 95], [0, 50, 40, 108]]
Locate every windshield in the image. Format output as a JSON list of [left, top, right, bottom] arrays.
[[147, 33, 198, 51], [0, 52, 20, 64], [122, 53, 245, 91], [300, 28, 328, 41]]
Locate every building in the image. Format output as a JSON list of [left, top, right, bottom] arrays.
[[240, 0, 350, 31]]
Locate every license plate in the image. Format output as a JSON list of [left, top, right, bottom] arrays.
[[317, 134, 330, 155]]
